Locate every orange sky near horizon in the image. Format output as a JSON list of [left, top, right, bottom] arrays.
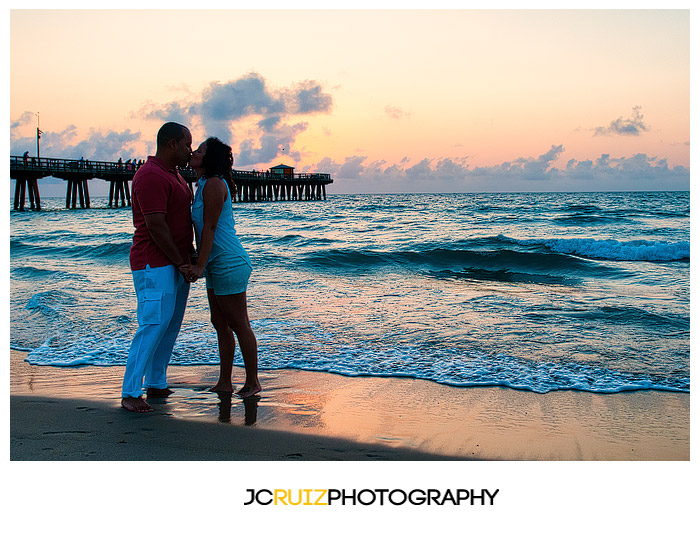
[[9, 9, 690, 191]]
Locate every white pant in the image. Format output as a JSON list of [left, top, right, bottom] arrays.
[[121, 264, 189, 398]]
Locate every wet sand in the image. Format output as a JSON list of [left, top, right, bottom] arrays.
[[9, 350, 689, 460]]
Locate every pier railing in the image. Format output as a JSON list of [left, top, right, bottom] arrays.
[[10, 155, 333, 210], [10, 155, 140, 176], [181, 167, 332, 184], [10, 156, 332, 183]]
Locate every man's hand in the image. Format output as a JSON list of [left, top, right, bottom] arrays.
[[177, 263, 192, 281]]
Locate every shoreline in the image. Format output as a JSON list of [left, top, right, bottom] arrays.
[[9, 350, 690, 461]]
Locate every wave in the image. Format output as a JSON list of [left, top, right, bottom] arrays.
[[295, 234, 687, 280], [297, 241, 621, 280], [552, 215, 629, 226], [11, 239, 132, 260], [563, 203, 601, 213], [10, 230, 134, 244], [12, 266, 64, 279], [285, 234, 690, 284], [270, 356, 690, 394], [606, 208, 690, 219], [22, 323, 689, 394], [10, 344, 35, 353], [10, 229, 77, 243], [25, 290, 76, 318], [429, 267, 575, 286], [11, 265, 92, 282], [25, 333, 133, 367], [246, 233, 338, 247], [565, 305, 689, 331], [502, 236, 689, 262]]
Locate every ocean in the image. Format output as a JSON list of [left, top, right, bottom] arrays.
[[9, 191, 690, 394]]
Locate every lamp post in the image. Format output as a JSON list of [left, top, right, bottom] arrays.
[[36, 112, 42, 159]]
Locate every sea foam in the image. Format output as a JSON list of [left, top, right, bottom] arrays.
[[502, 236, 689, 262]]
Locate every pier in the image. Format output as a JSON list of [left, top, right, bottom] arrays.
[[10, 156, 333, 211]]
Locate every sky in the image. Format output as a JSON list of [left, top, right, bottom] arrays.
[[9, 8, 691, 194]]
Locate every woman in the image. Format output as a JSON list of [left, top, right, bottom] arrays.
[[188, 137, 261, 398]]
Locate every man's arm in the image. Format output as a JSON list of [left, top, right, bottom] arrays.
[[144, 212, 190, 275]]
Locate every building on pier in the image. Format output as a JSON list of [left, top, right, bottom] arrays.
[[270, 164, 295, 179], [10, 156, 332, 211]]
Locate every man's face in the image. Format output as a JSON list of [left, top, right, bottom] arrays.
[[173, 128, 193, 167]]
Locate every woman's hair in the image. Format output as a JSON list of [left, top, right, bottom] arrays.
[[202, 137, 235, 194]]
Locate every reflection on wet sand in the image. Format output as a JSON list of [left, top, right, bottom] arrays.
[[215, 392, 260, 425]]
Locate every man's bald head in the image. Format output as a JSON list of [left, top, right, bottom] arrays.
[[156, 122, 190, 150]]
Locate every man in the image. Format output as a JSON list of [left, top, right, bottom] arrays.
[[121, 122, 194, 412]]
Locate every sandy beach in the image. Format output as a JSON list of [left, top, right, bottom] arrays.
[[9, 349, 689, 461]]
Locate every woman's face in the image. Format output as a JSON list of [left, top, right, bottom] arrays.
[[190, 142, 207, 170]]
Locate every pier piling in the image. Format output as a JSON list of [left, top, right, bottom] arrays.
[[18, 179, 26, 210], [12, 178, 41, 211], [65, 179, 90, 209]]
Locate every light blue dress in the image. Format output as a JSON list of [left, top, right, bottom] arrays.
[[191, 176, 252, 295]]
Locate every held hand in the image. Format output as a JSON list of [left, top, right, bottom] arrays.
[[187, 264, 205, 283], [178, 263, 197, 283]]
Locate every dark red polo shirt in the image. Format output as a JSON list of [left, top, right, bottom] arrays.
[[129, 156, 193, 271]]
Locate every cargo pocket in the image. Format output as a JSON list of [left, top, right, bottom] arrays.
[[138, 289, 163, 325]]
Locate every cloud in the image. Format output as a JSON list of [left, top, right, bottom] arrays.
[[405, 158, 433, 180], [594, 105, 650, 136], [72, 129, 142, 160], [196, 75, 331, 125], [384, 105, 411, 120], [314, 156, 342, 175], [10, 125, 142, 161], [317, 145, 689, 193], [285, 80, 333, 114], [11, 111, 35, 129], [257, 116, 283, 132], [138, 101, 197, 125], [137, 72, 333, 166], [497, 145, 565, 179], [236, 122, 307, 167], [339, 156, 367, 178], [199, 73, 284, 125]]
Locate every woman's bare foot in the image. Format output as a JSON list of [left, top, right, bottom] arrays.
[[236, 383, 262, 398], [209, 381, 234, 393], [121, 396, 153, 413]]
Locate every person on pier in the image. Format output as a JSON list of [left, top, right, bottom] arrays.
[[187, 137, 261, 398], [121, 122, 194, 413]]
